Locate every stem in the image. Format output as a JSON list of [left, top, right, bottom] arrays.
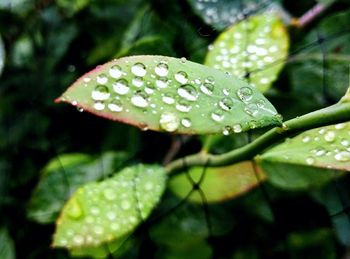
[[292, 2, 334, 28], [165, 102, 350, 175]]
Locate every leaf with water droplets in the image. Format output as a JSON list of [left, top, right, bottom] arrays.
[[258, 122, 350, 189], [187, 0, 277, 30], [56, 55, 282, 135], [205, 12, 289, 92], [52, 164, 166, 250], [169, 161, 266, 203]]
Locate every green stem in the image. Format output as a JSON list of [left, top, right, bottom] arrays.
[[165, 102, 350, 175]]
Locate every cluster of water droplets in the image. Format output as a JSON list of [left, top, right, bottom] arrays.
[[300, 123, 350, 166], [55, 166, 166, 248]]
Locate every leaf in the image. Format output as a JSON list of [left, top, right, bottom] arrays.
[[340, 85, 350, 103], [258, 122, 350, 189], [27, 151, 129, 224], [0, 228, 15, 259], [205, 12, 289, 92], [169, 161, 266, 203], [53, 164, 167, 249], [187, 0, 278, 30], [56, 55, 282, 135]]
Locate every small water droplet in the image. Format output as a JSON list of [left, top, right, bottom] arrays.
[[200, 83, 214, 95], [106, 211, 117, 221], [162, 93, 175, 105], [132, 77, 144, 87], [244, 103, 259, 117], [139, 122, 149, 131], [237, 87, 253, 102], [131, 92, 149, 108], [181, 118, 191, 128], [341, 139, 350, 147], [180, 57, 187, 63], [302, 135, 311, 143], [72, 100, 78, 106], [315, 148, 326, 157], [121, 200, 131, 210], [175, 71, 188, 84], [248, 120, 258, 129], [91, 85, 110, 101], [145, 85, 155, 94], [96, 73, 108, 84], [211, 110, 224, 122], [103, 188, 116, 200], [335, 123, 346, 130], [93, 102, 105, 111], [334, 151, 350, 162], [176, 101, 192, 113], [205, 76, 215, 83], [233, 124, 242, 133], [223, 126, 231, 135], [177, 84, 198, 101], [219, 97, 234, 111], [107, 100, 123, 112], [306, 156, 315, 165], [73, 235, 84, 245], [113, 79, 129, 95], [324, 130, 336, 142], [156, 77, 168, 88], [155, 62, 169, 77], [109, 65, 122, 79], [131, 63, 147, 77], [160, 112, 179, 132], [93, 226, 104, 235], [83, 77, 91, 83], [77, 107, 84, 112]]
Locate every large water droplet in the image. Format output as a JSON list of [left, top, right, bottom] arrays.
[[211, 110, 224, 122], [96, 73, 108, 84], [219, 97, 234, 111], [305, 156, 315, 165], [177, 84, 198, 101], [244, 103, 259, 117], [93, 102, 105, 111], [132, 77, 144, 87], [181, 118, 191, 128], [324, 130, 336, 142], [237, 87, 253, 102], [131, 92, 149, 108], [233, 124, 242, 133], [162, 93, 175, 105], [91, 85, 110, 101], [176, 100, 192, 113], [174, 71, 188, 84], [160, 112, 179, 132], [113, 79, 129, 95], [156, 77, 168, 88], [107, 100, 123, 112], [109, 65, 122, 79], [131, 63, 147, 77], [155, 62, 169, 77], [334, 151, 350, 162], [200, 83, 214, 95]]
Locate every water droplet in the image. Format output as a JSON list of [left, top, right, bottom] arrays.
[[176, 101, 192, 113], [107, 100, 123, 112], [109, 65, 122, 79], [200, 83, 214, 95], [156, 77, 168, 88], [223, 126, 231, 135], [131, 63, 147, 77], [77, 107, 84, 112], [211, 110, 224, 122], [73, 235, 84, 245], [181, 118, 191, 128], [324, 130, 336, 142], [237, 87, 253, 102], [315, 148, 326, 157], [334, 151, 350, 162], [106, 211, 117, 221], [306, 157, 315, 165], [83, 77, 91, 83], [103, 188, 116, 200], [96, 73, 108, 84], [162, 93, 175, 105], [180, 57, 187, 63], [131, 92, 149, 108], [139, 122, 148, 131], [177, 84, 198, 101], [91, 85, 110, 101], [302, 135, 311, 143], [67, 199, 83, 219], [233, 124, 242, 133], [205, 76, 215, 83], [175, 71, 188, 84], [219, 97, 234, 111], [160, 112, 180, 132], [341, 139, 349, 147], [256, 99, 265, 108], [113, 79, 129, 95], [93, 102, 105, 111], [121, 200, 131, 210], [145, 85, 155, 94], [248, 120, 258, 129], [132, 77, 144, 87], [244, 103, 259, 117], [335, 123, 346, 129], [155, 62, 169, 77]]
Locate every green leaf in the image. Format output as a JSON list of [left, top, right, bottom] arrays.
[[187, 0, 278, 30], [27, 152, 129, 224], [205, 12, 289, 93], [53, 164, 166, 249], [56, 55, 281, 135], [0, 228, 15, 259], [258, 122, 350, 189], [169, 161, 266, 203], [340, 85, 350, 103]]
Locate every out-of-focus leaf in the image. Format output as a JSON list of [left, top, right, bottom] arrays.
[[57, 55, 281, 135], [10, 35, 33, 67], [0, 0, 33, 14], [27, 151, 130, 224], [205, 12, 289, 92], [0, 228, 15, 259], [169, 161, 266, 203], [187, 0, 278, 30], [53, 164, 166, 250], [0, 34, 5, 77], [56, 0, 89, 16]]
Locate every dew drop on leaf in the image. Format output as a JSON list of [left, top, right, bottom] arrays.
[[93, 102, 105, 111], [154, 62, 169, 77], [211, 110, 224, 122], [156, 77, 169, 89], [233, 124, 242, 133], [177, 84, 198, 101], [334, 151, 350, 162], [113, 79, 129, 95], [219, 97, 234, 111], [162, 93, 175, 105], [107, 100, 123, 112], [131, 63, 147, 77], [181, 118, 191, 128], [174, 71, 188, 84], [109, 65, 123, 79], [96, 74, 108, 84], [91, 85, 110, 101], [200, 83, 214, 95], [237, 87, 253, 102], [159, 112, 180, 132], [132, 77, 144, 87], [131, 92, 149, 108]]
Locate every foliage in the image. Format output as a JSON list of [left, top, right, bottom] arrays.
[[1, 0, 350, 258]]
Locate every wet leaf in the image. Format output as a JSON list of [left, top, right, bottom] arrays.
[[258, 122, 350, 189], [53, 164, 166, 249], [187, 0, 277, 30], [0, 228, 15, 259], [27, 152, 129, 224], [205, 12, 289, 92], [56, 55, 281, 135], [169, 161, 266, 203]]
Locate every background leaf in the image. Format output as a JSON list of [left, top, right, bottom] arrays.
[[57, 55, 282, 135], [0, 228, 15, 259]]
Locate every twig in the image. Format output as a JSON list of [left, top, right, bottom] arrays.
[[291, 2, 334, 28], [162, 135, 191, 165]]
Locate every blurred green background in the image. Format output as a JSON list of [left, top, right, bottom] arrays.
[[1, 0, 350, 258]]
